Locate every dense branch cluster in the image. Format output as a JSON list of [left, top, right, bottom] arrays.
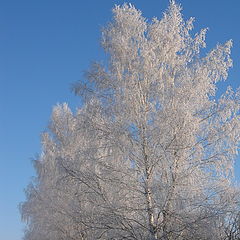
[[21, 1, 240, 239]]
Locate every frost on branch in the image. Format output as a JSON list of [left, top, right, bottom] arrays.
[[21, 1, 240, 240]]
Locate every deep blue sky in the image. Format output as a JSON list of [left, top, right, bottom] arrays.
[[1, 0, 240, 239]]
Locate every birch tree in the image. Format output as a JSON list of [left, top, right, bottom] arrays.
[[21, 1, 240, 239]]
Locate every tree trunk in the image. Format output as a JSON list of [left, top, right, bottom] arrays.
[[141, 126, 157, 240]]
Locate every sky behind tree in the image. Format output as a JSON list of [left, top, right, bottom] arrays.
[[1, 0, 240, 239]]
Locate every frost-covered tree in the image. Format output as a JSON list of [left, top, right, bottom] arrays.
[[21, 1, 240, 239]]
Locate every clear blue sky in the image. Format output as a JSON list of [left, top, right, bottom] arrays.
[[1, 0, 240, 239]]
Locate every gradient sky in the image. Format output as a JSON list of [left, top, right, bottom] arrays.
[[1, 0, 240, 239]]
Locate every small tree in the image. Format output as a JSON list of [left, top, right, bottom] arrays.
[[21, 1, 240, 239]]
